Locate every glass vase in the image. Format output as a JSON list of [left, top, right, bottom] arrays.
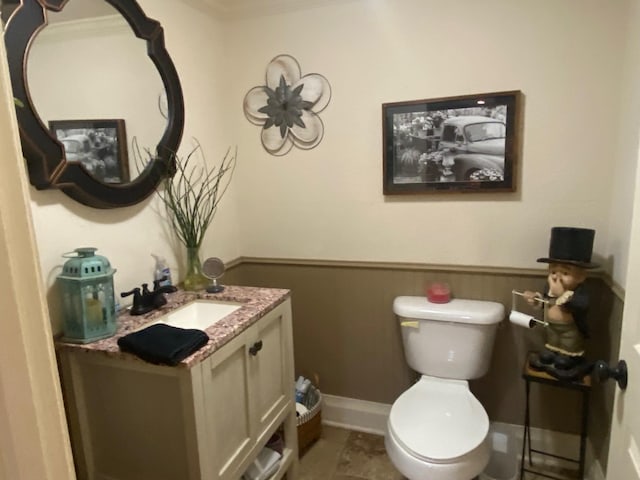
[[183, 246, 209, 291]]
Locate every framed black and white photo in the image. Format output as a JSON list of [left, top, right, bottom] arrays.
[[382, 91, 522, 195], [49, 119, 130, 184]]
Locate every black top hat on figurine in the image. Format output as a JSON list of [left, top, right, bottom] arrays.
[[536, 227, 599, 269]]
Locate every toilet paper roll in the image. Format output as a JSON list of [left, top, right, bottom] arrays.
[[509, 310, 537, 328]]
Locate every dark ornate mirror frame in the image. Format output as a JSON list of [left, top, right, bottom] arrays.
[[4, 0, 185, 208]]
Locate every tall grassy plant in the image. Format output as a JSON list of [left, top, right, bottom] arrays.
[[157, 141, 236, 250], [133, 139, 237, 290]]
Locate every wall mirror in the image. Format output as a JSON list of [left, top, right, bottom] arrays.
[[3, 0, 185, 208]]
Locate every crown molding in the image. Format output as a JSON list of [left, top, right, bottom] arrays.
[[197, 0, 361, 20], [36, 14, 128, 42]]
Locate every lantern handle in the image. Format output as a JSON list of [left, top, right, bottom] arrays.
[[62, 247, 97, 258]]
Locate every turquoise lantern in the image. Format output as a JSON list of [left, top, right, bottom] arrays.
[[58, 248, 117, 343]]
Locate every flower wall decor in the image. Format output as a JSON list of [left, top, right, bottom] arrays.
[[243, 54, 332, 156]]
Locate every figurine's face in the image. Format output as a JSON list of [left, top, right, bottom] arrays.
[[547, 263, 586, 297]]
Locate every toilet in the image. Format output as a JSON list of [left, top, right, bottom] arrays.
[[385, 296, 504, 480]]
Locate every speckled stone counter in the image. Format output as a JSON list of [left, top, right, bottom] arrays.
[[55, 285, 290, 368]]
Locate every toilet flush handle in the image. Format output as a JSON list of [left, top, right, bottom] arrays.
[[400, 321, 419, 329]]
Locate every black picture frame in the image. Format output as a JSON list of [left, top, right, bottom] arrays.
[[49, 119, 129, 184], [382, 90, 522, 195]]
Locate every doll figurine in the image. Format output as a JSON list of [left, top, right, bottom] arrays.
[[523, 227, 598, 381]]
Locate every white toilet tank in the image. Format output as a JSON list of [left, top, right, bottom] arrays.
[[394, 296, 504, 380]]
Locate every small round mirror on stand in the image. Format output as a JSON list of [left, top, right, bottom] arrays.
[[202, 257, 225, 293]]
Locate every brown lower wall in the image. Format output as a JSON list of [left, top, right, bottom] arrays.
[[224, 258, 622, 473]]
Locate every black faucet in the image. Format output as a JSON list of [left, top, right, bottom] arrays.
[[121, 278, 177, 315]]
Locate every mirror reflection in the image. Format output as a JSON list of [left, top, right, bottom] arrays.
[[25, 0, 166, 184]]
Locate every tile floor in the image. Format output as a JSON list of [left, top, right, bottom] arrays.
[[298, 425, 403, 480], [298, 426, 576, 480]]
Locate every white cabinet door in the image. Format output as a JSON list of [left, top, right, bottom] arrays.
[[249, 302, 293, 446], [202, 330, 253, 480], [200, 300, 295, 480]]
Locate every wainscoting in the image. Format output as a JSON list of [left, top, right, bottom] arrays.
[[224, 257, 623, 475]]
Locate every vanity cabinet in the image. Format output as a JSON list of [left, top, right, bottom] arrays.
[[58, 298, 298, 480]]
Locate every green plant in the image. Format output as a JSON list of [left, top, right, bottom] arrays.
[[133, 139, 236, 290], [158, 142, 236, 250]]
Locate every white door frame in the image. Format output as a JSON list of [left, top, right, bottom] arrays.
[[0, 32, 75, 480]]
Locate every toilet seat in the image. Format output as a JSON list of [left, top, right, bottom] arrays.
[[388, 376, 489, 463]]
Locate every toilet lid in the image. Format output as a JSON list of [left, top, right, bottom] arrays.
[[388, 377, 489, 463]]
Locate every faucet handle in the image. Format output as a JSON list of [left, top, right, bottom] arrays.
[[121, 288, 148, 315], [121, 287, 141, 299]]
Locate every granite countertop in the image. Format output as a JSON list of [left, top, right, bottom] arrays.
[[55, 285, 290, 368]]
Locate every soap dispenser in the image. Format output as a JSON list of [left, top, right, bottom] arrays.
[[57, 247, 117, 344], [152, 254, 172, 287]]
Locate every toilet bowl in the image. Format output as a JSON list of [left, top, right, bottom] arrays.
[[386, 296, 504, 480], [385, 376, 490, 480]]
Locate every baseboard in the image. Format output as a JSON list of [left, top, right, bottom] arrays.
[[322, 394, 390, 436], [321, 394, 606, 480]]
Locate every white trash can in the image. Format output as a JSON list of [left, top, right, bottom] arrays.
[[479, 425, 518, 480]]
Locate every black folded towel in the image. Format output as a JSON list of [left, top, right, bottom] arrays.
[[117, 324, 209, 366]]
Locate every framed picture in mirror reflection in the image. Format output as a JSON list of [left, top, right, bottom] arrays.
[[49, 119, 130, 184]]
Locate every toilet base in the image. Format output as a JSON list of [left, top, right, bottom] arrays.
[[385, 423, 490, 480]]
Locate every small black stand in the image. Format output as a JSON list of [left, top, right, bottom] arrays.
[[520, 352, 591, 480]]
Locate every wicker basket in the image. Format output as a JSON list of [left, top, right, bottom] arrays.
[[296, 385, 322, 454]]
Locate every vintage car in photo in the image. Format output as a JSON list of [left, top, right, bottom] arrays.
[[60, 134, 106, 180], [436, 115, 506, 181]]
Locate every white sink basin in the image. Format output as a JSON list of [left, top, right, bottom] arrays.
[[147, 300, 242, 331]]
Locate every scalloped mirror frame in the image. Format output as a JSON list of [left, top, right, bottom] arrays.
[[4, 0, 185, 208]]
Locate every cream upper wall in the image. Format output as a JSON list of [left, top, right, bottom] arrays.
[[227, 0, 632, 278], [607, 0, 640, 287], [25, 0, 240, 333], [20, 0, 640, 335]]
